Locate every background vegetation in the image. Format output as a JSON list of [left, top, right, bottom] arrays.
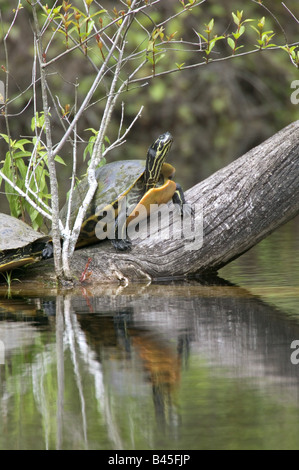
[[0, 0, 298, 216]]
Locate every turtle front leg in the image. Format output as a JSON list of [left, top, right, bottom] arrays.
[[172, 183, 192, 216], [111, 238, 132, 251], [42, 241, 54, 259], [111, 216, 132, 251]]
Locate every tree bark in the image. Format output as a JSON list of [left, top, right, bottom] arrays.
[[27, 120, 299, 284]]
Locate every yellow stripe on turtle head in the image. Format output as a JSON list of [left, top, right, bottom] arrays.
[[145, 132, 173, 190]]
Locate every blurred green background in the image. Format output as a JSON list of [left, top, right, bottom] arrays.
[[0, 0, 298, 217]]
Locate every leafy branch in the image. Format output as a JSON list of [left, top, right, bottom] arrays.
[[227, 10, 254, 54]]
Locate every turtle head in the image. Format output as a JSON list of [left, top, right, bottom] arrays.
[[145, 132, 173, 189]]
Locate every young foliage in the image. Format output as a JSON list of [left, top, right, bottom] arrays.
[[251, 16, 276, 50], [196, 18, 224, 63], [227, 10, 254, 55]]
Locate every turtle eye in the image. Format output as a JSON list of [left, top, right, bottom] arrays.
[[152, 132, 173, 153], [148, 132, 173, 161], [158, 132, 173, 147]]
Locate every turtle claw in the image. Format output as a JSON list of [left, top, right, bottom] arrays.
[[173, 202, 193, 218], [42, 242, 54, 259], [182, 203, 194, 218], [111, 238, 132, 251]]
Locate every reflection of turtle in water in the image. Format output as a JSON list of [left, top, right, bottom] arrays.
[[43, 131, 189, 257], [0, 213, 50, 273]]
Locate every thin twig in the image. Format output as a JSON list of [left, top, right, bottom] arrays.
[[4, 0, 22, 41], [128, 42, 299, 85], [251, 0, 288, 45], [282, 2, 299, 25], [41, 0, 160, 69], [103, 105, 144, 157]]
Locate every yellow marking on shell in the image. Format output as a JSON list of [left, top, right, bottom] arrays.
[[0, 257, 37, 272]]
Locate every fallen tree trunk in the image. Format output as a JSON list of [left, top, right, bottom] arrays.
[[29, 120, 299, 284]]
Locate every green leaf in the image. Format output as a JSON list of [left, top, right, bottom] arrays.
[[68, 23, 81, 36], [154, 53, 165, 64], [16, 138, 31, 146], [30, 209, 39, 222], [0, 133, 11, 145], [250, 25, 260, 34], [85, 127, 98, 135], [197, 32, 207, 43], [29, 209, 43, 230], [258, 17, 265, 28], [232, 12, 239, 26], [208, 38, 217, 52], [13, 151, 32, 159], [15, 158, 27, 179], [31, 111, 47, 131], [13, 141, 30, 152], [97, 157, 106, 169], [239, 25, 245, 36], [31, 115, 35, 132], [90, 9, 106, 18], [3, 152, 13, 179], [227, 37, 235, 50], [83, 135, 96, 161], [54, 155, 66, 165], [86, 19, 95, 36], [207, 19, 214, 31]]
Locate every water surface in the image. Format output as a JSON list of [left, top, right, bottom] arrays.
[[0, 217, 298, 450]]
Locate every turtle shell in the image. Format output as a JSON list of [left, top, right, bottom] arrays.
[[0, 213, 49, 272], [59, 159, 176, 247], [60, 160, 147, 227]]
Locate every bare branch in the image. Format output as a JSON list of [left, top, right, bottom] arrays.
[[32, 4, 63, 277], [128, 43, 299, 85], [3, 0, 22, 41], [61, 81, 80, 278], [51, 8, 133, 159], [103, 105, 144, 157], [282, 2, 299, 24]]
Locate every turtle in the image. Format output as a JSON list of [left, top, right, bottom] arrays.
[[42, 131, 189, 257], [0, 213, 50, 273]]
